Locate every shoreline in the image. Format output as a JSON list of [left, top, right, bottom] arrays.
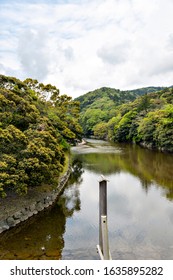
[[0, 167, 71, 234]]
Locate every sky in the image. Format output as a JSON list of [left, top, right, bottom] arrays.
[[1, 0, 173, 98]]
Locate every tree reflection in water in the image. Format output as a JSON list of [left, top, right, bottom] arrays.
[[1, 141, 173, 260], [72, 141, 173, 200], [0, 158, 84, 260]]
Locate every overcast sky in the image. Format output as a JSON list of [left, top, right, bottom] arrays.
[[1, 0, 173, 98]]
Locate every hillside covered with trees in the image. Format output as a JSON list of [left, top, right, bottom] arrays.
[[0, 75, 82, 198], [1, 75, 172, 198], [76, 86, 173, 153], [76, 86, 164, 135]]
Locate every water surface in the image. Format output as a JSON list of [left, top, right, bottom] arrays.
[[0, 139, 173, 259]]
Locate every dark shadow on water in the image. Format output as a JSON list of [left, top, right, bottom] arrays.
[[0, 158, 84, 260]]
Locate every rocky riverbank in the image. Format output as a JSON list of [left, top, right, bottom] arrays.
[[0, 168, 71, 234]]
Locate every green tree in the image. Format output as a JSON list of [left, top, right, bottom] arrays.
[[114, 110, 137, 142], [137, 94, 150, 112], [154, 105, 173, 152], [93, 122, 108, 139], [0, 74, 82, 197]]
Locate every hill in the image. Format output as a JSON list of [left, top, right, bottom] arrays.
[[75, 85, 173, 152], [75, 86, 165, 135]]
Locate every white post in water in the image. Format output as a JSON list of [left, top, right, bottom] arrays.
[[97, 175, 111, 260]]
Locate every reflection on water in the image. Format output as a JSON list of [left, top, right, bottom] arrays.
[[64, 139, 173, 259], [0, 139, 173, 259], [72, 139, 173, 199], [0, 160, 83, 260], [0, 203, 66, 259]]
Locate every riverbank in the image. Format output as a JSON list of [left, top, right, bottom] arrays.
[[88, 135, 173, 154], [0, 163, 71, 234]]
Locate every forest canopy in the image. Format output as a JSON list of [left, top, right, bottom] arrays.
[[0, 75, 82, 198], [1, 74, 173, 197], [76, 86, 173, 153]]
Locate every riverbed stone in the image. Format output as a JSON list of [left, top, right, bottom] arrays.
[[21, 208, 27, 215], [0, 221, 10, 232], [44, 203, 49, 208], [27, 211, 34, 218], [6, 217, 15, 227], [2, 224, 10, 230], [36, 202, 44, 211], [50, 194, 57, 200], [14, 219, 21, 225], [0, 220, 6, 227], [13, 211, 22, 220], [29, 203, 36, 212], [20, 215, 28, 222], [45, 196, 51, 202]]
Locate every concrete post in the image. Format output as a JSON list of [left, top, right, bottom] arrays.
[[97, 175, 111, 260], [99, 177, 107, 251]]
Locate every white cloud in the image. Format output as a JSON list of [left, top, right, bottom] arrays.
[[18, 29, 50, 80], [167, 33, 173, 51], [0, 0, 173, 97], [97, 41, 130, 65]]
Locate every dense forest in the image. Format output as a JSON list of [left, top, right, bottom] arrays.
[[76, 86, 173, 152], [0, 75, 82, 198], [1, 74, 173, 198]]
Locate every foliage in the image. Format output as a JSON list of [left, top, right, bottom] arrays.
[[137, 104, 173, 151], [75, 86, 166, 136], [93, 122, 108, 139], [0, 74, 82, 197], [77, 84, 173, 153], [113, 89, 173, 151], [113, 110, 138, 142]]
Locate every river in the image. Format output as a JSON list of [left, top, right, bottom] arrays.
[[0, 139, 173, 260]]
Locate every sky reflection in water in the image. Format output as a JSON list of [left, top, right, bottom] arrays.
[[0, 139, 173, 260], [62, 140, 173, 259]]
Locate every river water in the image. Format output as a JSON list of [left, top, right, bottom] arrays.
[[0, 139, 173, 260]]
